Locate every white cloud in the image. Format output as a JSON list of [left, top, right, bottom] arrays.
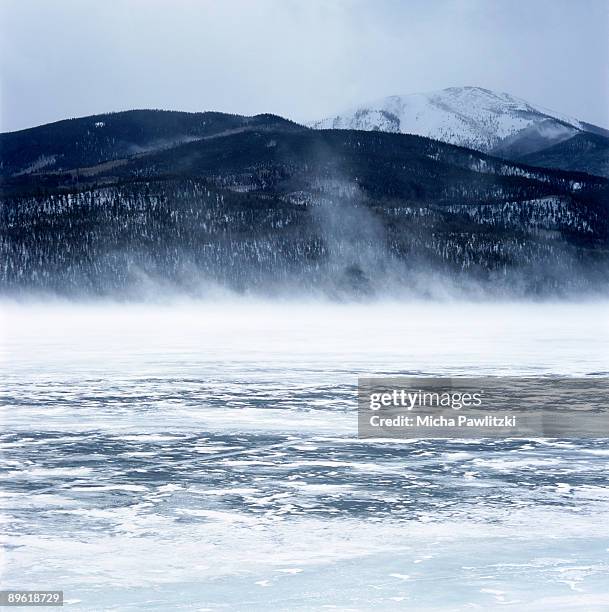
[[1, 0, 608, 131]]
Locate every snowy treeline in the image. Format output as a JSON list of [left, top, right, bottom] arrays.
[[2, 176, 607, 297]]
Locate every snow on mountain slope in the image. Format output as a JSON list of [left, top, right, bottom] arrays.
[[311, 86, 585, 154]]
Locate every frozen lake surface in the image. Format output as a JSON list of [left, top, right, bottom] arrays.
[[1, 301, 609, 610]]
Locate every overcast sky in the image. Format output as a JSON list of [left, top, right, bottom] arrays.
[[1, 0, 608, 132]]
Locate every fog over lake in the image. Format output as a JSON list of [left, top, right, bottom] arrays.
[[2, 300, 609, 609]]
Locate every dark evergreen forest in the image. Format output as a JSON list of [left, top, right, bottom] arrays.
[[1, 111, 608, 298]]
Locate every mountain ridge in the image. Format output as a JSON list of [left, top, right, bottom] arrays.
[[311, 86, 609, 176], [2, 123, 608, 297], [3, 88, 608, 181], [0, 109, 302, 178], [311, 86, 587, 149]]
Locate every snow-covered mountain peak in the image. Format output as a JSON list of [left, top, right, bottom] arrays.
[[311, 86, 584, 153]]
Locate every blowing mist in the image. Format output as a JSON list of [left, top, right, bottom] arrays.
[[2, 1, 609, 609]]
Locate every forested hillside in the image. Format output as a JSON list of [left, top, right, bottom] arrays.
[[0, 110, 299, 178], [2, 116, 608, 298]]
